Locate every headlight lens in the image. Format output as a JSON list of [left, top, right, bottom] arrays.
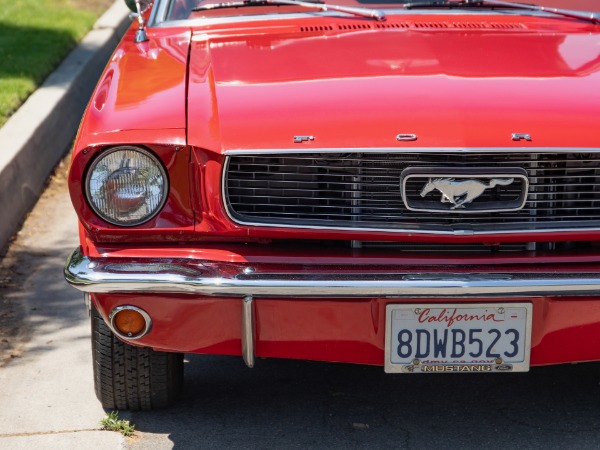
[[85, 146, 168, 226]]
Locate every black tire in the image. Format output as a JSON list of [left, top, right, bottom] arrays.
[[91, 306, 183, 410]]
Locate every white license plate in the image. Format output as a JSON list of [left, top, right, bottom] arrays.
[[385, 303, 532, 373]]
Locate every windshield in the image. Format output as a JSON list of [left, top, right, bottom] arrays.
[[162, 0, 600, 21]]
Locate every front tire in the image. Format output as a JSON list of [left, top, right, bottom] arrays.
[[91, 306, 183, 410]]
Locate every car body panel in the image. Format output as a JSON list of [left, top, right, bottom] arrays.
[[187, 15, 600, 151], [70, 12, 600, 243], [66, 1, 600, 374], [91, 291, 600, 367], [79, 27, 191, 137]]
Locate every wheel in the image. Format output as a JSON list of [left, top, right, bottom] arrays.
[[91, 305, 183, 410]]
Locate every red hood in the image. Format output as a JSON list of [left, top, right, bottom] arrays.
[[187, 14, 600, 151], [77, 27, 191, 148]]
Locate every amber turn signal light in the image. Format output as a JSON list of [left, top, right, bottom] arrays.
[[109, 306, 151, 339]]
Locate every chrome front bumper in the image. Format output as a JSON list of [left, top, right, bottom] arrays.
[[64, 248, 600, 298]]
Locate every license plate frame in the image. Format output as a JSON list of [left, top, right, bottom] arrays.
[[385, 303, 533, 374]]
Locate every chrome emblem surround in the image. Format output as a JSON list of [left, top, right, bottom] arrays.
[[401, 167, 529, 213]]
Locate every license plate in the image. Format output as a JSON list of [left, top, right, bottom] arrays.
[[385, 303, 532, 373]]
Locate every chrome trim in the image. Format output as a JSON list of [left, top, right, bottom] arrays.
[[512, 133, 532, 141], [222, 155, 232, 224], [167, 12, 349, 28], [84, 293, 91, 317], [108, 305, 152, 340], [242, 296, 255, 368], [193, 0, 385, 22], [148, 0, 167, 26], [153, 8, 552, 28], [224, 147, 600, 156], [65, 248, 600, 298], [221, 150, 600, 235], [475, 0, 599, 25], [401, 168, 529, 213], [293, 135, 315, 143], [225, 213, 600, 236], [135, 28, 149, 43], [223, 211, 600, 236], [133, 1, 150, 43], [396, 134, 418, 142]]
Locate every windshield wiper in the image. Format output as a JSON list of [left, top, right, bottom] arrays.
[[404, 0, 600, 25], [193, 0, 386, 21]]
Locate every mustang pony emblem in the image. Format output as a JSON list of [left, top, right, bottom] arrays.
[[420, 178, 515, 209]]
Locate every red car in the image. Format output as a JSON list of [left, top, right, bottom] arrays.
[[65, 0, 600, 409]]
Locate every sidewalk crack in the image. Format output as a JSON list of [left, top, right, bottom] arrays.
[[0, 429, 100, 438]]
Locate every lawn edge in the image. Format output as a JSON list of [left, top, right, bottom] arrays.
[[0, 1, 131, 254]]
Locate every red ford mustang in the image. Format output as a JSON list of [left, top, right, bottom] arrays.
[[64, 0, 600, 409]]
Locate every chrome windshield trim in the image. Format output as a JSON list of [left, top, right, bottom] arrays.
[[192, 0, 386, 22], [152, 8, 527, 28], [65, 248, 600, 298], [469, 0, 599, 25], [148, 0, 167, 27]]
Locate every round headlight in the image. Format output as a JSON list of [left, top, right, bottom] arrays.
[[85, 146, 168, 226]]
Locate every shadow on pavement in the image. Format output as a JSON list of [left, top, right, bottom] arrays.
[[0, 243, 86, 367], [131, 354, 600, 449]]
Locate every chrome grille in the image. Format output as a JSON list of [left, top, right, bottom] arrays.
[[224, 151, 600, 234]]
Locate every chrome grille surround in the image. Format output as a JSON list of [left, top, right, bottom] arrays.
[[223, 148, 600, 235]]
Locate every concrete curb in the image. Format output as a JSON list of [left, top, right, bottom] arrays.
[[0, 1, 131, 254]]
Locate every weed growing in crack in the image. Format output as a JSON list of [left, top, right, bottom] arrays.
[[100, 411, 135, 437]]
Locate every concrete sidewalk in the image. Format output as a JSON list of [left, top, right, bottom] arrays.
[[0, 163, 125, 448], [0, 1, 130, 254]]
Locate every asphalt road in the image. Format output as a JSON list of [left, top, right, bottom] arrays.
[[1, 162, 600, 449]]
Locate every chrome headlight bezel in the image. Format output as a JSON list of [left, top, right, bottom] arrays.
[[84, 146, 169, 227]]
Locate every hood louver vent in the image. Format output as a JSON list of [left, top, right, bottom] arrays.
[[300, 22, 526, 33], [338, 23, 372, 30], [299, 25, 334, 32]]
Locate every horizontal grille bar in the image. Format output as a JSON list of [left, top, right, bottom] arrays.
[[224, 151, 600, 234]]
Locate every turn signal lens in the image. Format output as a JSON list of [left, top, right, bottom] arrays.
[[113, 309, 146, 337], [85, 146, 168, 226]]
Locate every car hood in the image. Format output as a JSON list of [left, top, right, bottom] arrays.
[[187, 16, 600, 151]]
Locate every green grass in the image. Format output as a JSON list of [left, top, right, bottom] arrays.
[[100, 410, 136, 437], [0, 0, 114, 127]]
